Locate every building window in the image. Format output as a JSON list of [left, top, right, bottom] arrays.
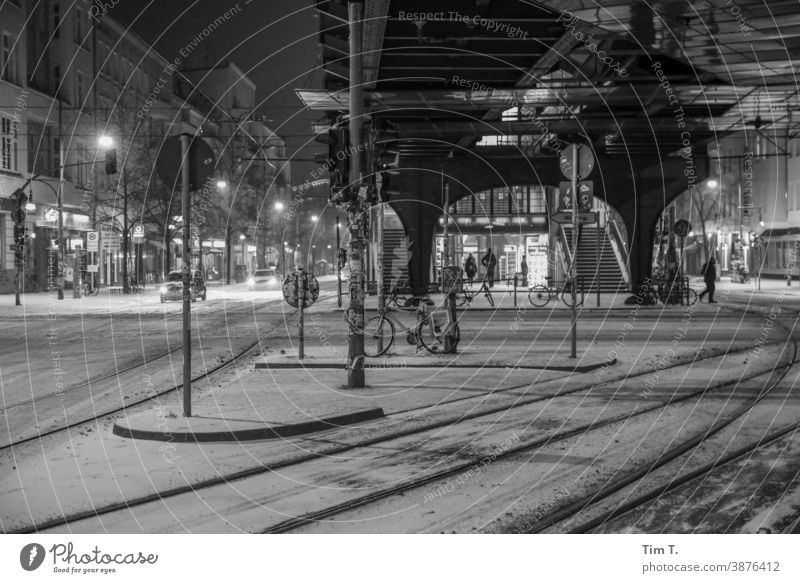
[[511, 185, 528, 214], [476, 191, 489, 215], [492, 187, 510, 214], [455, 195, 472, 214], [530, 185, 547, 213], [53, 3, 60, 38], [74, 7, 83, 44], [1, 116, 19, 172], [76, 70, 84, 104], [1, 32, 19, 83], [0, 216, 5, 267]]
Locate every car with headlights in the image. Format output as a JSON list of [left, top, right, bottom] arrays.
[[160, 270, 206, 302], [247, 268, 279, 290]]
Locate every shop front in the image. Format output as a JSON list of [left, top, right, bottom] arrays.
[[435, 215, 550, 285]]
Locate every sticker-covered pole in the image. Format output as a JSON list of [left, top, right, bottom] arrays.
[[181, 133, 192, 417], [347, 0, 365, 387]]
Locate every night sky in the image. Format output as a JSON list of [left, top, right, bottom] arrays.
[[112, 0, 323, 184]]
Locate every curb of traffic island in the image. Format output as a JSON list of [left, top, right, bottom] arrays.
[[255, 358, 616, 374], [112, 407, 385, 443]]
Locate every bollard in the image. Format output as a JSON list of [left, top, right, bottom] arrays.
[[444, 291, 458, 354], [442, 266, 460, 354], [513, 275, 517, 307]]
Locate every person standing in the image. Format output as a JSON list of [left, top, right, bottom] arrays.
[[699, 256, 717, 303], [464, 253, 477, 286], [520, 255, 529, 287], [481, 249, 497, 288]]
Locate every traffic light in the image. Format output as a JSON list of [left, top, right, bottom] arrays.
[[314, 127, 350, 195], [374, 142, 400, 202], [10, 189, 27, 224], [105, 148, 117, 175]]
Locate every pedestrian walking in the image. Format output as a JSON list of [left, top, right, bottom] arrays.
[[481, 249, 497, 288], [699, 256, 717, 303], [520, 256, 529, 287], [464, 253, 477, 286]]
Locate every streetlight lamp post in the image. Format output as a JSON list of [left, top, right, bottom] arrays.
[[336, 216, 342, 308], [310, 215, 318, 274], [239, 234, 247, 277]]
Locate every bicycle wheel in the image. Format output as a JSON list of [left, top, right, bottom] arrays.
[[456, 292, 470, 307], [363, 315, 395, 357], [484, 288, 495, 307], [560, 285, 584, 308], [528, 285, 551, 307], [685, 288, 698, 306], [416, 313, 441, 354]]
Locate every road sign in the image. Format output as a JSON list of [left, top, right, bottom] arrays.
[[87, 265, 99, 273], [283, 272, 320, 308], [674, 219, 691, 238], [87, 231, 99, 252], [551, 211, 598, 225], [133, 225, 145, 244], [559, 181, 594, 211], [102, 231, 120, 250], [559, 144, 595, 179], [265, 246, 280, 265]]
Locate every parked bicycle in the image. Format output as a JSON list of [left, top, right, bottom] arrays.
[[79, 277, 99, 296], [640, 276, 697, 306], [455, 279, 495, 307], [345, 297, 460, 356], [382, 279, 411, 308], [528, 276, 584, 308]]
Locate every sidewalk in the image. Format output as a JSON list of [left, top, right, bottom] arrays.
[[113, 334, 614, 443]]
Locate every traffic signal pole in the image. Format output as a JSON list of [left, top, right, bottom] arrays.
[[180, 133, 192, 417], [347, 0, 366, 388]]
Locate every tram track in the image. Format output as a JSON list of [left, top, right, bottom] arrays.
[[0, 295, 335, 454], [14, 307, 790, 534], [524, 307, 800, 534], [254, 307, 799, 533]]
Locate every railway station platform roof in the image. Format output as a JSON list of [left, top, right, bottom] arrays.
[[297, 0, 799, 157]]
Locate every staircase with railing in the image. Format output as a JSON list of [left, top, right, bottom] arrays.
[[562, 225, 629, 292]]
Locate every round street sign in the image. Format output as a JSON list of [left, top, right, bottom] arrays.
[[265, 246, 280, 265], [674, 219, 691, 238], [282, 273, 320, 308], [559, 143, 595, 180]]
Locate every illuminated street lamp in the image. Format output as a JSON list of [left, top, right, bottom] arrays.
[[98, 135, 114, 148], [707, 179, 719, 189], [274, 201, 284, 211], [216, 180, 227, 189]]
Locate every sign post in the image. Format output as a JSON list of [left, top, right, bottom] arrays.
[[570, 145, 578, 358], [560, 144, 595, 359], [299, 269, 306, 359]]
